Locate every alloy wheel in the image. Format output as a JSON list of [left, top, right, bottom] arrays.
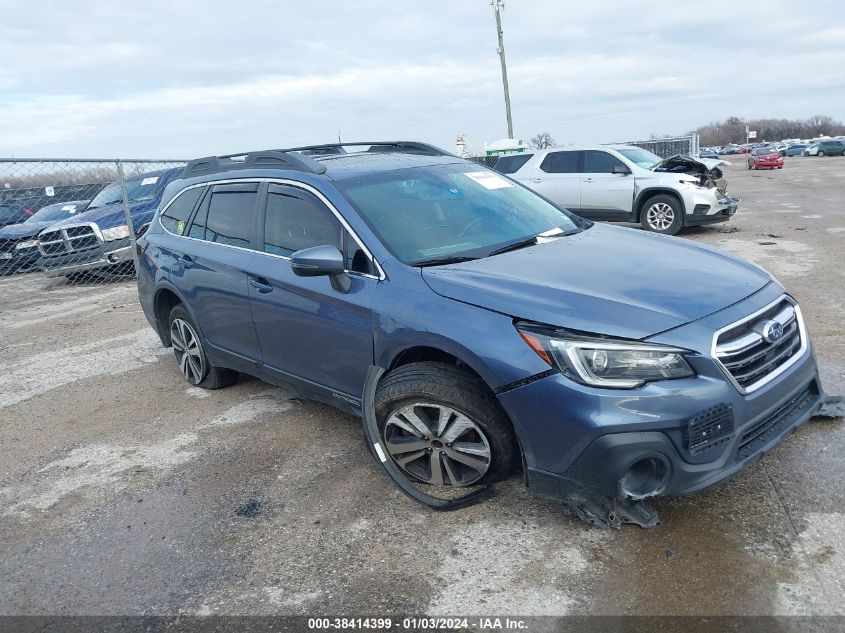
[[646, 202, 675, 231], [383, 402, 492, 486], [170, 318, 206, 385]]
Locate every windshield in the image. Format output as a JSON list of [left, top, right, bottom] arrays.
[[337, 163, 581, 265], [616, 147, 661, 168], [26, 201, 85, 223], [87, 174, 162, 209]]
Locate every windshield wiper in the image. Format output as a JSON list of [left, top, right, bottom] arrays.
[[412, 255, 480, 267]]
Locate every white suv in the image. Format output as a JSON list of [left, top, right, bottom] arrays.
[[494, 145, 740, 235]]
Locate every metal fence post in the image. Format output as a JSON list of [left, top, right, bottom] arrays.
[[115, 159, 141, 276]]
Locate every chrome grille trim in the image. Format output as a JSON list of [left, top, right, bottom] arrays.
[[711, 296, 808, 394], [37, 222, 102, 256]]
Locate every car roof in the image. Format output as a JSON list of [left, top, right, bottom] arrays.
[[315, 152, 464, 181]]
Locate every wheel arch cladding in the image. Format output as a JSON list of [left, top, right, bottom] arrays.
[[635, 188, 685, 221], [153, 286, 192, 346]]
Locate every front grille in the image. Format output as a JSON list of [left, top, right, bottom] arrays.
[[737, 382, 818, 459], [714, 298, 804, 392], [687, 404, 734, 455], [0, 238, 14, 254], [38, 225, 101, 256]]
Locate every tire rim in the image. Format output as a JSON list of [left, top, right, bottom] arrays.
[[170, 318, 205, 385], [646, 202, 675, 231], [383, 402, 492, 487]]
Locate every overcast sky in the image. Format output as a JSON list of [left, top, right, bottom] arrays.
[[2, 0, 844, 158]]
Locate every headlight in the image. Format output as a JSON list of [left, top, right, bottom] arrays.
[[517, 325, 695, 389], [15, 239, 39, 250], [101, 225, 131, 241]]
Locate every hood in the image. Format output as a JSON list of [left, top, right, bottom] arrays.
[[44, 199, 158, 233], [653, 154, 729, 174], [0, 221, 56, 240], [421, 224, 771, 340]]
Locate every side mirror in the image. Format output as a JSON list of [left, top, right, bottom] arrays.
[[612, 165, 631, 175], [290, 244, 350, 292]]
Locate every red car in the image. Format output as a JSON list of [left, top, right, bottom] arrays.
[[747, 147, 784, 170]]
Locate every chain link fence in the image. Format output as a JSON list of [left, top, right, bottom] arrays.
[[606, 134, 699, 158], [0, 159, 185, 287]]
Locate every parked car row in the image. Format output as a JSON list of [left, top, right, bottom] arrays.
[[0, 169, 180, 278], [132, 142, 822, 527], [716, 138, 845, 158]]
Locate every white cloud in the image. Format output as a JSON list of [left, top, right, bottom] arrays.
[[0, 0, 843, 156]]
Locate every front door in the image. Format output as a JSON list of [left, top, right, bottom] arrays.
[[248, 183, 376, 400], [578, 150, 636, 220]]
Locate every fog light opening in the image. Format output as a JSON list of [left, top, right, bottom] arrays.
[[107, 253, 120, 263], [619, 456, 670, 500]]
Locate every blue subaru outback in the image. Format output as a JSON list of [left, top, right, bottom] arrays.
[[137, 142, 823, 527]]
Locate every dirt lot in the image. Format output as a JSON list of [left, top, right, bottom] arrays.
[[1, 155, 843, 619]]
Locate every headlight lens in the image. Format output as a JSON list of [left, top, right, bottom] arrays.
[[517, 326, 695, 389], [101, 225, 131, 241], [15, 239, 39, 250]]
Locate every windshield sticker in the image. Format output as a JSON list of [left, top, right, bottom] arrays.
[[463, 171, 513, 190], [61, 205, 77, 211], [45, 186, 55, 196], [141, 176, 159, 186]]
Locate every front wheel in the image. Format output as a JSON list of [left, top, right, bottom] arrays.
[[374, 362, 519, 488], [168, 305, 238, 389], [641, 194, 683, 235], [818, 150, 826, 156]]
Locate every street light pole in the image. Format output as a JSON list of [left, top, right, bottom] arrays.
[[492, 0, 514, 139]]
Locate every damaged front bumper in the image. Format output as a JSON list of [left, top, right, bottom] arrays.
[[496, 292, 822, 528]]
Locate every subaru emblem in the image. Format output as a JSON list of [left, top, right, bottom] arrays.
[[761, 320, 783, 344]]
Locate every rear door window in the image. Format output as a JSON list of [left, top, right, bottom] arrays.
[[160, 187, 204, 235], [539, 151, 580, 173], [583, 150, 627, 173], [189, 183, 258, 247], [493, 154, 532, 174]]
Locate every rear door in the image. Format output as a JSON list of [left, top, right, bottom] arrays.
[[248, 182, 376, 401], [173, 182, 262, 365], [520, 150, 581, 211], [578, 150, 636, 220]]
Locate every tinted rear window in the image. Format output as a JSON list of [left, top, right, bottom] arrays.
[[160, 187, 204, 235], [263, 186, 341, 257], [540, 151, 579, 173], [201, 190, 256, 248], [493, 154, 532, 174]]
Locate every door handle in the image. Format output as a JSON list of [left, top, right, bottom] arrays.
[[531, 178, 542, 183], [178, 254, 194, 268], [583, 178, 594, 183], [250, 276, 273, 294]]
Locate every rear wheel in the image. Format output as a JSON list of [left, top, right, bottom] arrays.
[[818, 150, 826, 156], [374, 362, 519, 488], [168, 305, 238, 389], [641, 194, 683, 235]]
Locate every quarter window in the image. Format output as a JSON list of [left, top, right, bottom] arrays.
[[264, 186, 342, 257], [583, 150, 626, 174], [160, 187, 203, 235], [540, 151, 579, 174], [494, 154, 532, 174]]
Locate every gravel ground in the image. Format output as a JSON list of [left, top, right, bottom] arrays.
[[0, 155, 843, 618]]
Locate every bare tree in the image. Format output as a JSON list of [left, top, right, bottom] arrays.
[[692, 115, 845, 145], [529, 132, 556, 149]]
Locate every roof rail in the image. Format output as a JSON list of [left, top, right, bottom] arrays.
[[278, 141, 454, 157], [182, 149, 327, 179]]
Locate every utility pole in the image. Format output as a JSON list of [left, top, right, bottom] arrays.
[[492, 0, 513, 139]]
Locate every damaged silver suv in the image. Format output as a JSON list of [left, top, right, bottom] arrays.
[[495, 145, 740, 235]]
